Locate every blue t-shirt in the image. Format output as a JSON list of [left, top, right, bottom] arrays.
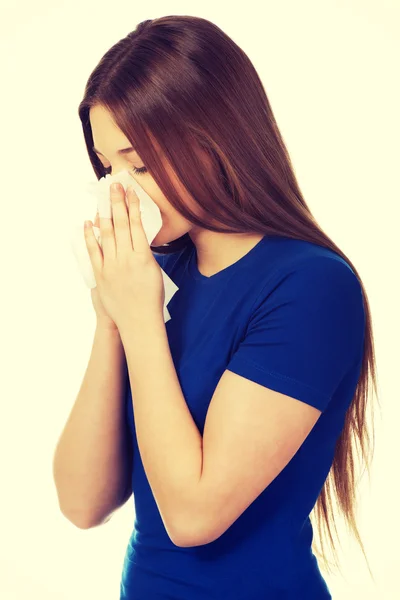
[[120, 235, 365, 599]]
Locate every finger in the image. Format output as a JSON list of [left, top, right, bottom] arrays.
[[111, 183, 133, 253], [127, 185, 150, 254], [84, 221, 103, 276], [99, 180, 120, 262]]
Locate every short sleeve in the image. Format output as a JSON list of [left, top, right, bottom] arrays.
[[226, 257, 365, 412]]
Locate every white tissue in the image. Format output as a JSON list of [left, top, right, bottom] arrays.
[[70, 169, 179, 323]]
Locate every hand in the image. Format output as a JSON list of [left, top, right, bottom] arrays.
[[84, 183, 165, 333], [90, 211, 119, 331], [91, 288, 119, 331]]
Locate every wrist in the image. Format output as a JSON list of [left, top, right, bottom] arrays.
[[118, 312, 165, 344], [95, 320, 120, 335]]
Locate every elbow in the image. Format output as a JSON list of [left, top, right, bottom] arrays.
[[173, 527, 215, 548], [170, 510, 216, 548], [168, 484, 220, 548], [60, 507, 91, 529], [55, 484, 131, 530], [60, 505, 111, 530]]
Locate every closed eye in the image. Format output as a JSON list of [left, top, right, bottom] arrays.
[[103, 165, 148, 176]]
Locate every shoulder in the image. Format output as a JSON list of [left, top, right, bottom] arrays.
[[258, 238, 361, 301]]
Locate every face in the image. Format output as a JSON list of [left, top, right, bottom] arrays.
[[89, 104, 200, 247]]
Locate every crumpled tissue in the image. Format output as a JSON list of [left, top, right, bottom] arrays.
[[70, 169, 179, 323]]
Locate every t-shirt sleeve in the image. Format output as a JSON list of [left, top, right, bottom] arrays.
[[226, 256, 365, 412]]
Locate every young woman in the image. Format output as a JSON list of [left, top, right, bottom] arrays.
[[53, 15, 378, 600]]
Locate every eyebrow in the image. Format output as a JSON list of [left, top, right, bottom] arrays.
[[92, 145, 136, 157]]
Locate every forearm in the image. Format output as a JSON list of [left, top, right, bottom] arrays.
[[53, 325, 131, 527], [119, 316, 203, 544]]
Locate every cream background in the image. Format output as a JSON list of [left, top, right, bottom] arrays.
[[0, 1, 398, 598]]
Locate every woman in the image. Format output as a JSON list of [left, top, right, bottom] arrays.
[[54, 15, 378, 600]]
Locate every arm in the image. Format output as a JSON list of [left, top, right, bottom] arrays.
[[120, 317, 324, 549], [119, 316, 204, 546], [53, 325, 132, 529]]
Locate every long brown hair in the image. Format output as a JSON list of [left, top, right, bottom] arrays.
[[78, 15, 380, 580]]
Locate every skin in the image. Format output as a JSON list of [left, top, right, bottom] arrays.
[[89, 105, 264, 277]]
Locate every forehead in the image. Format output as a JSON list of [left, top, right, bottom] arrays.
[[89, 105, 135, 156], [89, 105, 167, 161]]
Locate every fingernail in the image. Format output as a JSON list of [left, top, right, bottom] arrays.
[[111, 182, 120, 192]]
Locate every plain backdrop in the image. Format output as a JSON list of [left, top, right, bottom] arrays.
[[1, 1, 398, 598]]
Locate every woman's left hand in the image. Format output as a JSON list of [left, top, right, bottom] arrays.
[[84, 182, 165, 332]]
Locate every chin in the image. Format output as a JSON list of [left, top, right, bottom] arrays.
[[151, 227, 169, 247], [151, 225, 189, 248]]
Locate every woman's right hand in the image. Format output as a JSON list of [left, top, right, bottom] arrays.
[[90, 211, 119, 332]]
